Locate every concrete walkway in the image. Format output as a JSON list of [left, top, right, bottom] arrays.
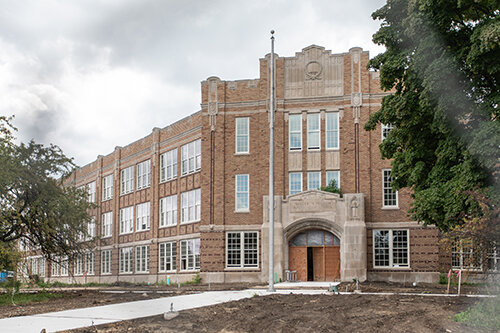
[[0, 289, 328, 333]]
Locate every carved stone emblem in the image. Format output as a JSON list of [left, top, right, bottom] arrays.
[[208, 102, 217, 115], [351, 92, 362, 107], [305, 61, 322, 80]]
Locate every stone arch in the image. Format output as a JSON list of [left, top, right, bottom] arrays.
[[284, 217, 343, 243]]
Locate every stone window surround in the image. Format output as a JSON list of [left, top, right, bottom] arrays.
[[372, 229, 410, 269]]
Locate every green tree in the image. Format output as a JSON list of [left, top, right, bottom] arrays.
[[365, 0, 500, 241], [320, 179, 342, 197], [0, 116, 95, 261]]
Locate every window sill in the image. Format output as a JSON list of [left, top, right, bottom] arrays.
[[224, 267, 260, 271], [119, 272, 133, 275], [136, 185, 151, 191], [158, 270, 177, 274], [307, 148, 321, 151], [101, 235, 112, 239], [234, 209, 250, 213], [381, 206, 399, 210], [136, 229, 151, 233], [289, 148, 302, 152], [180, 220, 200, 225], [135, 271, 150, 275], [119, 232, 134, 236], [179, 269, 200, 273], [373, 266, 411, 270], [234, 152, 250, 156], [159, 177, 177, 184], [120, 191, 134, 197], [101, 273, 112, 275], [159, 224, 177, 229], [102, 198, 113, 202], [326, 148, 340, 151]]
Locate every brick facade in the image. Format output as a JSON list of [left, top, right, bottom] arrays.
[[26, 45, 444, 284]]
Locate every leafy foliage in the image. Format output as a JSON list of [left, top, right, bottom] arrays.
[[0, 116, 95, 259], [320, 180, 342, 197], [365, 0, 500, 233], [454, 297, 500, 330]]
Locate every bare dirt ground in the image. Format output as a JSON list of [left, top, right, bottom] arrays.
[[64, 293, 485, 333], [0, 283, 253, 318], [2, 282, 496, 332]]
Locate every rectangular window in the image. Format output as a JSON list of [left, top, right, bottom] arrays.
[[180, 239, 200, 271], [235, 174, 249, 211], [136, 160, 151, 190], [307, 113, 320, 149], [289, 114, 302, 150], [101, 249, 112, 275], [160, 195, 177, 227], [326, 171, 340, 188], [160, 149, 177, 182], [85, 252, 95, 275], [60, 256, 68, 276], [101, 211, 112, 238], [119, 206, 134, 234], [74, 254, 84, 275], [289, 172, 303, 195], [159, 242, 177, 272], [373, 229, 409, 268], [32, 257, 45, 277], [86, 182, 96, 203], [452, 240, 482, 270], [226, 232, 259, 268], [181, 139, 201, 176], [87, 217, 96, 240], [326, 113, 339, 149], [307, 172, 321, 190], [119, 247, 133, 273], [181, 188, 201, 223], [51, 256, 61, 277], [136, 202, 150, 231], [382, 123, 394, 141], [120, 166, 134, 195], [236, 117, 249, 153], [102, 174, 113, 201], [383, 169, 398, 207], [487, 242, 500, 272], [136, 245, 149, 273]]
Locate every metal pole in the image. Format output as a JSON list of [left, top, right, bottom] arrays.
[[268, 30, 275, 292]]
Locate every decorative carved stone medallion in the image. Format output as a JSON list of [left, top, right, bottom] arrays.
[[305, 61, 322, 80]]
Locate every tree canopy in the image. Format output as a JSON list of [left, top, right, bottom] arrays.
[[365, 0, 500, 238], [0, 116, 95, 263]]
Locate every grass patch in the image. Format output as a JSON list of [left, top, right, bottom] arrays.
[[0, 291, 65, 306], [454, 297, 500, 330]]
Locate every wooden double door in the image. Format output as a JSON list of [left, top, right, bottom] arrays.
[[289, 245, 340, 281]]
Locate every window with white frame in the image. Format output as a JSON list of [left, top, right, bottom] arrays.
[[326, 171, 340, 188], [61, 257, 68, 276], [307, 172, 321, 190], [289, 172, 302, 195], [382, 169, 398, 207], [488, 242, 500, 272], [101, 249, 112, 275], [373, 229, 409, 268], [136, 160, 151, 190], [226, 232, 259, 268], [120, 206, 134, 234], [160, 149, 177, 182], [235, 174, 249, 211], [31, 257, 45, 277], [87, 217, 96, 240], [136, 245, 149, 273], [119, 247, 133, 273], [136, 202, 150, 231], [102, 174, 113, 201], [181, 189, 201, 223], [51, 256, 68, 276], [180, 239, 200, 271], [101, 211, 112, 238], [382, 123, 394, 140], [160, 195, 177, 227], [326, 113, 339, 149], [236, 117, 249, 153], [85, 252, 94, 275], [86, 181, 96, 203], [74, 254, 84, 275], [159, 242, 177, 272], [452, 239, 482, 270], [307, 113, 320, 149], [289, 114, 302, 150], [120, 166, 134, 195], [181, 139, 201, 176]]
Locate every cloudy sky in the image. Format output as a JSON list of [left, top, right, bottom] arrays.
[[0, 0, 386, 166]]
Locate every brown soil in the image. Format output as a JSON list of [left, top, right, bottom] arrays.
[[64, 293, 485, 333], [0, 283, 253, 318]]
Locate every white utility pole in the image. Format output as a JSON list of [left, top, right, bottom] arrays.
[[268, 30, 276, 292]]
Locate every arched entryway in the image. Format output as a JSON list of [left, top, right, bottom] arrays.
[[288, 229, 341, 281]]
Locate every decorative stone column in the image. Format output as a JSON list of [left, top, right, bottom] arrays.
[[341, 193, 367, 282]]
